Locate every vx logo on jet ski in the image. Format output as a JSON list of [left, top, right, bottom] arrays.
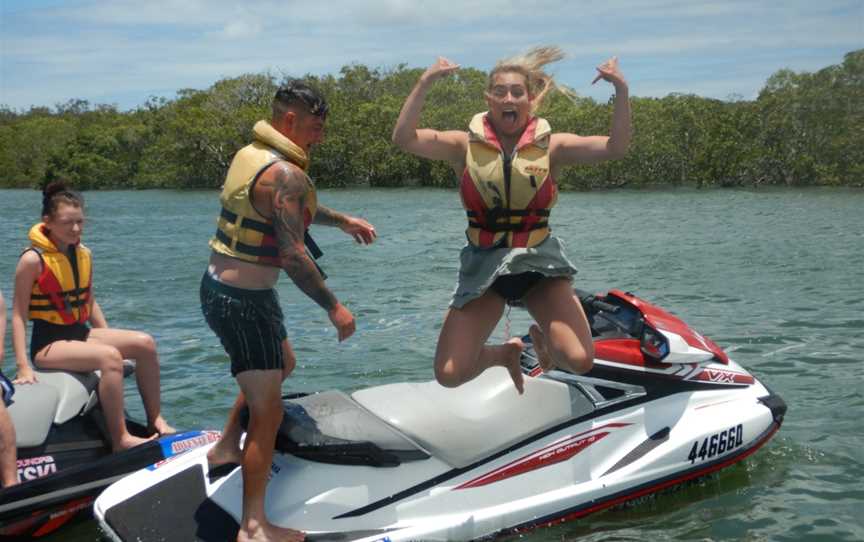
[[705, 369, 738, 383], [693, 368, 754, 385]]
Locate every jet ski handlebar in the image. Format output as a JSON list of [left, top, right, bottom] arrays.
[[509, 288, 621, 314], [574, 288, 620, 315]]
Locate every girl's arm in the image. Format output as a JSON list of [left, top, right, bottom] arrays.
[[392, 57, 468, 168], [11, 252, 40, 384], [550, 57, 631, 166], [89, 299, 108, 329]]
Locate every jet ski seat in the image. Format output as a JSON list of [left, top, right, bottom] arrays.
[[7, 370, 99, 448], [269, 391, 430, 466], [352, 367, 596, 468]]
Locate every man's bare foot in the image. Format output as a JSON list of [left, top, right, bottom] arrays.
[[529, 324, 555, 372], [148, 416, 177, 437], [207, 438, 243, 467], [113, 433, 156, 452], [501, 337, 525, 395], [237, 518, 305, 542]]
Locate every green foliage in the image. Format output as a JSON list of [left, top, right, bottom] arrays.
[[0, 50, 861, 189]]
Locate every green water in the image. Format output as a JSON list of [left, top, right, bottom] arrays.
[[1, 187, 862, 541]]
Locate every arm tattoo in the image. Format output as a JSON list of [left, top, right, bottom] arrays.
[[313, 205, 348, 227], [272, 165, 338, 311]]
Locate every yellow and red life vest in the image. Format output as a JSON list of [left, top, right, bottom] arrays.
[[209, 121, 318, 267], [460, 112, 557, 248], [27, 223, 92, 325]]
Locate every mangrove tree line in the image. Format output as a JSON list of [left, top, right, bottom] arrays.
[[0, 49, 861, 190]]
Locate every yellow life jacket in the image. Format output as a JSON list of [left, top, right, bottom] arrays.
[[460, 112, 558, 248], [209, 120, 318, 267], [26, 223, 92, 325]]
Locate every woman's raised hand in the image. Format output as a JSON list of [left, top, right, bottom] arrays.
[[591, 56, 627, 88], [421, 57, 460, 84]]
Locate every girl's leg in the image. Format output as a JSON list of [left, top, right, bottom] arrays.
[[89, 328, 174, 435], [524, 278, 594, 374], [34, 340, 151, 450], [435, 291, 526, 393]]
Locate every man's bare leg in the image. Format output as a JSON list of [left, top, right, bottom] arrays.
[[207, 392, 245, 467], [210, 340, 297, 468], [235, 369, 303, 542]]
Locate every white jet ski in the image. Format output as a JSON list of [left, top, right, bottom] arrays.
[[94, 289, 786, 542]]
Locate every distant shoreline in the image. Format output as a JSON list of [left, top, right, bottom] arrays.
[[2, 50, 861, 191]]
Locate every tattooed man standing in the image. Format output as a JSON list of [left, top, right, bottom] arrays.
[[200, 81, 376, 542]]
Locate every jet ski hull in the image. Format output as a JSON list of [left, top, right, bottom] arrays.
[[95, 370, 784, 542], [94, 290, 786, 541], [0, 427, 220, 539]]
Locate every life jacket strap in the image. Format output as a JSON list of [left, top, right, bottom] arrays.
[[220, 207, 276, 236], [303, 231, 327, 280], [216, 206, 327, 278], [467, 221, 549, 232], [466, 208, 551, 233], [466, 209, 551, 219]]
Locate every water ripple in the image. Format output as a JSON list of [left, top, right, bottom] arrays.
[[2, 188, 862, 542]]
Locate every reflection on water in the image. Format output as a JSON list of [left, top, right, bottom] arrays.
[[1, 187, 862, 541]]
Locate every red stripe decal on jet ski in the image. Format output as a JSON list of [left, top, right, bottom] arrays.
[[455, 423, 631, 489], [31, 496, 93, 537], [695, 399, 737, 410], [511, 422, 781, 535], [592, 357, 751, 387]]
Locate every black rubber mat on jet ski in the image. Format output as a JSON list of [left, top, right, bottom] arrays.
[[104, 463, 239, 541]]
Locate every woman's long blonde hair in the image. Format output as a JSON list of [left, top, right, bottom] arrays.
[[488, 45, 575, 113]]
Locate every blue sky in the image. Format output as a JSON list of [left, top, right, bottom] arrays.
[[1, 0, 862, 111]]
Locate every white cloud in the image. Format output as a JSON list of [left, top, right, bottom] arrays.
[[1, 0, 860, 110], [221, 19, 264, 39]]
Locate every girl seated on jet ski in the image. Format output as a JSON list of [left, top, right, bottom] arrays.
[[392, 46, 631, 392], [10, 182, 174, 451]]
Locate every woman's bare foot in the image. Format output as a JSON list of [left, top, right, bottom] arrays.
[[529, 324, 555, 372], [237, 518, 305, 542], [113, 433, 156, 452], [501, 337, 525, 394], [148, 416, 177, 437], [207, 437, 243, 467]]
